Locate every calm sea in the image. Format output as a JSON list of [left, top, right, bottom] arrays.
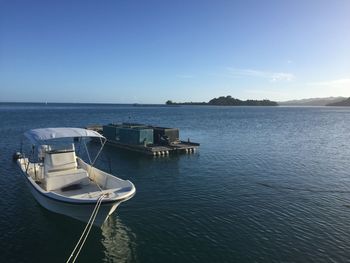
[[1, 103, 350, 263]]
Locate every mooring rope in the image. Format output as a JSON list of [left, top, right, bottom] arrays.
[[66, 194, 107, 263]]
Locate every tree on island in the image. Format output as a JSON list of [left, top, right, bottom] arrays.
[[209, 95, 241, 105]]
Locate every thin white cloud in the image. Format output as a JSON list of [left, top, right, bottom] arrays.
[[270, 72, 294, 82], [227, 68, 295, 82]]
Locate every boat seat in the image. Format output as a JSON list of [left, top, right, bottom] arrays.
[[44, 149, 90, 191], [45, 168, 90, 191]]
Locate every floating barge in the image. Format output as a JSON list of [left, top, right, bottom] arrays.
[[87, 123, 199, 156]]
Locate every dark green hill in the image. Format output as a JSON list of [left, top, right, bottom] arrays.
[[209, 96, 277, 106]]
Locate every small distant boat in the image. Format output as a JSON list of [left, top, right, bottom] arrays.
[[14, 127, 136, 226]]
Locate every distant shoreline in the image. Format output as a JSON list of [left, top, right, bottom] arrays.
[[166, 96, 278, 106]]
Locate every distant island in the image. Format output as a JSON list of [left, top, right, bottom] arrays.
[[166, 96, 278, 106], [279, 97, 346, 106], [327, 97, 350, 106]]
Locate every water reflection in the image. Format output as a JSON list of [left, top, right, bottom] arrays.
[[101, 216, 137, 263]]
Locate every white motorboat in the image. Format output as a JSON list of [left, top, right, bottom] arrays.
[[14, 127, 136, 226]]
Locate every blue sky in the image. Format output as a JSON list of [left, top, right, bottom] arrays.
[[1, 0, 349, 103]]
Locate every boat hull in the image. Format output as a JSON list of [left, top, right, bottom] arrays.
[[24, 178, 121, 226]]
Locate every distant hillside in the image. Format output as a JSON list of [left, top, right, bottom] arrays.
[[279, 97, 346, 106], [327, 97, 350, 106], [166, 96, 278, 106]]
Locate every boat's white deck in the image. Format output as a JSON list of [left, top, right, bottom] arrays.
[[52, 182, 103, 199]]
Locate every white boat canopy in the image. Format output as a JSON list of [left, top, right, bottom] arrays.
[[24, 127, 105, 144]]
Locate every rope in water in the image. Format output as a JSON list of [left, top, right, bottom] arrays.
[[66, 194, 107, 263]]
